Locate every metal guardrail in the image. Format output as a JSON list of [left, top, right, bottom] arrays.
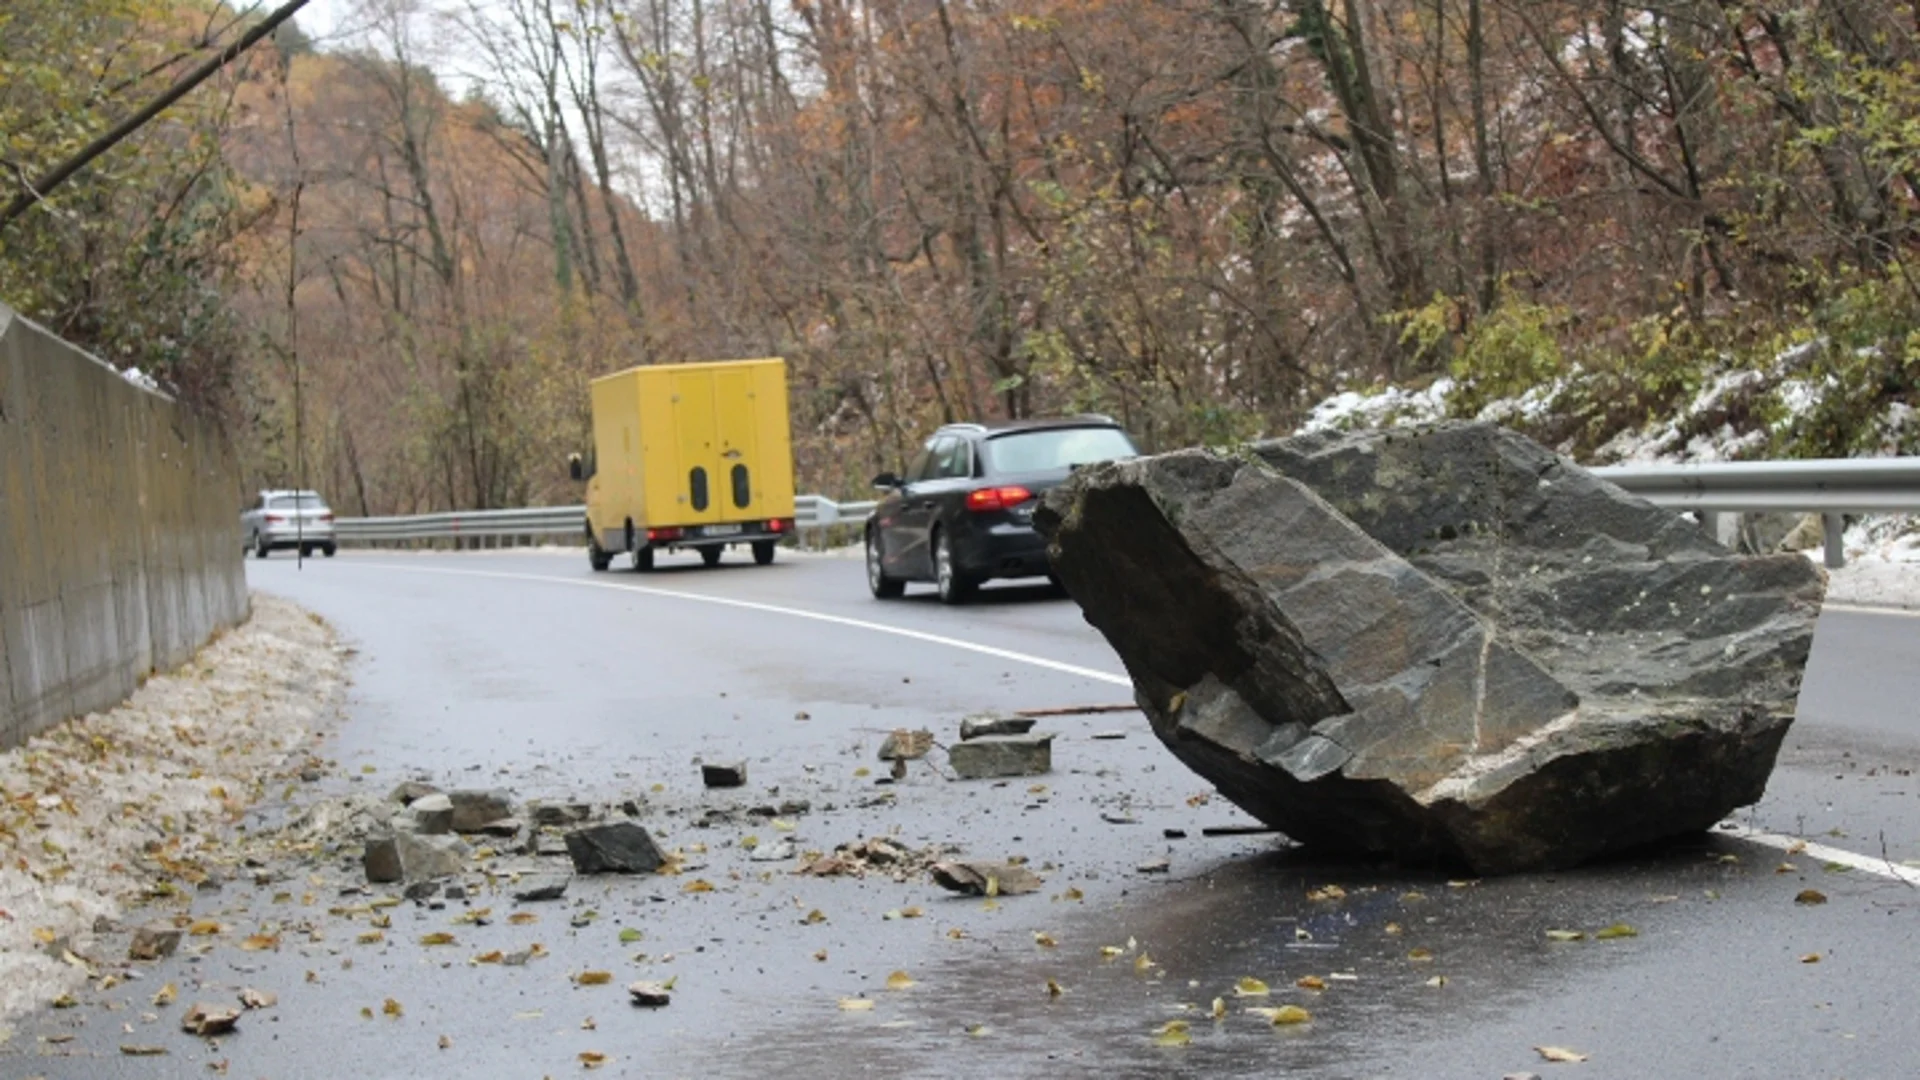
[[334, 457, 1919, 567]]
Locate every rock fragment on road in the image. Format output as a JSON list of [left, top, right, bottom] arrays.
[[628, 981, 671, 1007], [447, 789, 514, 832], [565, 822, 666, 874], [701, 762, 748, 788], [408, 793, 454, 834], [128, 924, 182, 962], [365, 832, 471, 884], [929, 860, 1044, 896], [948, 733, 1054, 779], [958, 715, 1037, 740], [512, 874, 572, 901], [181, 1003, 241, 1036]]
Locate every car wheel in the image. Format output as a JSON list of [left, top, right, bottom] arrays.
[[752, 540, 776, 566], [588, 540, 612, 572], [866, 528, 905, 599], [934, 529, 976, 605], [255, 534, 270, 559], [322, 544, 337, 558], [701, 546, 723, 567], [633, 545, 655, 572]]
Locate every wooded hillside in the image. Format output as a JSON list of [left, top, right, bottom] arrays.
[[4, 0, 1917, 513]]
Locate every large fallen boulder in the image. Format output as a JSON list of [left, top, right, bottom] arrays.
[[1035, 422, 1825, 874]]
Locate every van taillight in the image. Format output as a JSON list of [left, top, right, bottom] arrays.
[[965, 486, 1034, 512], [647, 527, 684, 542], [319, 514, 334, 523], [265, 514, 285, 524], [767, 518, 790, 533]]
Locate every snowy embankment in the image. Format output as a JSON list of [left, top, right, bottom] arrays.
[[0, 595, 343, 1025]]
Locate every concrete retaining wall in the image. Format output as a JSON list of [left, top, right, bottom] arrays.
[[0, 300, 248, 747]]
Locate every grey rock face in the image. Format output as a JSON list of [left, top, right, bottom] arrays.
[[408, 793, 454, 835], [128, 924, 182, 962], [393, 832, 471, 882], [565, 821, 666, 874], [948, 733, 1054, 779], [701, 762, 747, 788], [447, 790, 513, 833], [958, 715, 1038, 740], [1036, 422, 1825, 874], [363, 837, 403, 884]]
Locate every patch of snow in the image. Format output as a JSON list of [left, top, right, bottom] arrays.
[[119, 367, 160, 391], [0, 594, 343, 1023], [1298, 378, 1452, 434], [1476, 378, 1565, 426]]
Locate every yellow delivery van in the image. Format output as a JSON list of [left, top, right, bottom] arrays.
[[570, 358, 797, 571]]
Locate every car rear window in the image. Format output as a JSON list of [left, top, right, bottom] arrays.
[[267, 495, 328, 511], [983, 427, 1136, 474]]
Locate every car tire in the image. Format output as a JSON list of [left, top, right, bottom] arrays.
[[254, 534, 270, 559], [866, 528, 905, 599], [752, 540, 776, 566], [934, 529, 976, 605], [588, 540, 612, 572], [323, 544, 337, 558], [633, 545, 655, 572], [701, 546, 723, 568]]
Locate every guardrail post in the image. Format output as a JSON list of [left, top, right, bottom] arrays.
[[1822, 513, 1846, 570]]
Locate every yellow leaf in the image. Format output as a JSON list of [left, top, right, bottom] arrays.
[[772, 819, 796, 832], [580, 1051, 609, 1069], [886, 971, 916, 990], [683, 879, 715, 894], [1535, 1046, 1588, 1063], [838, 997, 875, 1011], [854, 767, 870, 778], [947, 928, 967, 940], [153, 983, 177, 1007], [1134, 953, 1156, 973], [370, 914, 392, 929], [1407, 948, 1435, 962], [509, 912, 539, 925], [1795, 889, 1828, 905], [1384, 922, 1403, 935], [1296, 975, 1326, 991], [966, 1023, 990, 1036], [32, 927, 56, 944], [420, 932, 457, 946], [382, 998, 403, 1018], [1545, 930, 1585, 942], [188, 920, 222, 936], [813, 949, 828, 962], [897, 906, 924, 919], [576, 971, 613, 986], [473, 951, 503, 964], [1426, 975, 1448, 987], [1062, 887, 1084, 902], [985, 876, 1000, 898], [50, 993, 78, 1009], [1210, 997, 1226, 1020], [1268, 1005, 1313, 1025], [357, 931, 384, 945], [360, 1007, 373, 1020], [1153, 1019, 1191, 1047], [1234, 976, 1270, 996], [802, 909, 827, 925], [1593, 923, 1638, 940], [1100, 945, 1125, 960], [241, 934, 279, 952], [1801, 952, 1821, 963], [1046, 978, 1064, 998], [1033, 932, 1057, 948]]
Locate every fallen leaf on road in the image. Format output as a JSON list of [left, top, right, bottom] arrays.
[[1234, 977, 1270, 996], [239, 988, 277, 1009], [420, 932, 456, 946], [438, 1035, 452, 1050], [509, 913, 539, 925], [473, 951, 504, 964], [1154, 1020, 1191, 1047], [121, 1045, 169, 1056], [241, 934, 279, 952], [1801, 953, 1821, 963], [1134, 953, 1156, 974], [1033, 932, 1057, 948], [1544, 930, 1585, 942], [1593, 924, 1637, 940], [1426, 975, 1448, 987], [838, 997, 875, 1011], [1536, 1045, 1588, 1062], [1407, 948, 1435, 962], [383, 998, 403, 1018], [1100, 945, 1124, 960], [580, 1051, 609, 1069], [1046, 978, 1064, 998], [1210, 997, 1226, 1020], [1306, 884, 1347, 902], [1795, 889, 1827, 905], [886, 971, 916, 990], [1296, 975, 1326, 991], [813, 949, 828, 961], [619, 928, 643, 943], [50, 993, 78, 1009], [152, 983, 177, 1007], [1248, 1005, 1311, 1025], [576, 971, 613, 986], [683, 879, 714, 894], [188, 920, 222, 936], [357, 931, 384, 945], [802, 909, 827, 925]]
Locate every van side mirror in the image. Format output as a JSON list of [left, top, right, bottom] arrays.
[[568, 453, 584, 482], [872, 471, 901, 490]]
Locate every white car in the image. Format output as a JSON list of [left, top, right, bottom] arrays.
[[242, 489, 336, 558]]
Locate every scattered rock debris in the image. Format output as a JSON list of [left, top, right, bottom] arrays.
[[701, 761, 748, 788], [949, 733, 1055, 779], [929, 860, 1045, 896]]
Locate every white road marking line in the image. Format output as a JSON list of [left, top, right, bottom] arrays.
[[1823, 602, 1920, 620], [340, 560, 1135, 687], [1718, 823, 1920, 885]]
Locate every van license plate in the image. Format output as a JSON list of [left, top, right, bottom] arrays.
[[702, 524, 743, 537]]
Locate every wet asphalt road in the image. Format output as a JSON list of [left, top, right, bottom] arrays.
[[8, 548, 1920, 1080]]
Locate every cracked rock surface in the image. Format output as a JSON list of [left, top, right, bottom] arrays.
[[1037, 422, 1827, 873]]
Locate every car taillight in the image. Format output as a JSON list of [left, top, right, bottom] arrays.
[[767, 518, 790, 533], [319, 514, 334, 523], [265, 514, 285, 524], [966, 486, 1034, 512], [647, 527, 683, 542]]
